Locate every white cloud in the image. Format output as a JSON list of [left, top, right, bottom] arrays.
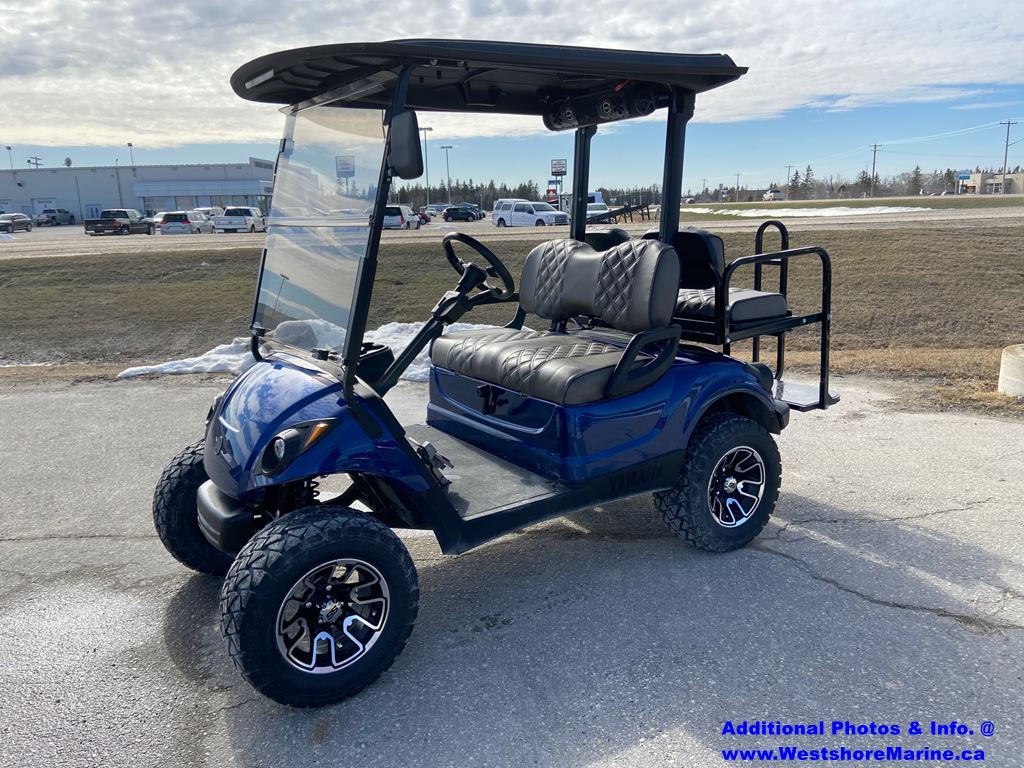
[[0, 0, 1021, 146]]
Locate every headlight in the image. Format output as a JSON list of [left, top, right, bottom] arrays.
[[259, 420, 335, 475]]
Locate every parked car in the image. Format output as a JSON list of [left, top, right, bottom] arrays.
[[491, 198, 569, 226], [762, 189, 782, 202], [417, 210, 431, 225], [212, 206, 267, 233], [37, 208, 76, 225], [585, 202, 611, 221], [193, 206, 225, 219], [160, 211, 215, 235], [0, 213, 33, 233], [426, 204, 449, 216], [150, 212, 169, 230], [382, 205, 420, 229], [443, 204, 482, 222], [84, 209, 154, 236]]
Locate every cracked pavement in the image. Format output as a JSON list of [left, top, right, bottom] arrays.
[[0, 377, 1021, 767]]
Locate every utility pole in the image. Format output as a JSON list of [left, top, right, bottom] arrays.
[[1000, 120, 1017, 195], [869, 144, 878, 198], [419, 126, 433, 205], [26, 156, 43, 168], [735, 173, 740, 199], [785, 165, 792, 200], [440, 145, 453, 203]]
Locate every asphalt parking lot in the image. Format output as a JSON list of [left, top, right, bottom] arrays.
[[1, 376, 1021, 767], [4, 207, 1024, 262]]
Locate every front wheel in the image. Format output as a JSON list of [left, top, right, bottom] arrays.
[[220, 507, 419, 707], [535, 219, 546, 226], [496, 218, 506, 227], [26, 222, 33, 232], [147, 224, 155, 235], [654, 414, 781, 552], [153, 440, 234, 575]]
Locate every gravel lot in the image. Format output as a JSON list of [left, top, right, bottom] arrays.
[[0, 376, 1021, 767]]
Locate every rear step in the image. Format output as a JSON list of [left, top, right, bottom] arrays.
[[774, 379, 840, 412]]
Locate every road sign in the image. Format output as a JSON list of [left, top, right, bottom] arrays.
[[336, 155, 356, 179], [551, 159, 567, 176]]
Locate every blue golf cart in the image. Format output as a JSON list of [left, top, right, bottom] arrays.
[[153, 39, 837, 707]]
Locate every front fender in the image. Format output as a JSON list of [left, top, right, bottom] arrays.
[[204, 359, 431, 499]]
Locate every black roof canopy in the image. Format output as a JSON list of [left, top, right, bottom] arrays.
[[231, 39, 747, 119]]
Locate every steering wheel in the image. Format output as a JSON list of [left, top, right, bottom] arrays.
[[442, 232, 515, 300]]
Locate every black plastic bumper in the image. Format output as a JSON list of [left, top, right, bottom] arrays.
[[774, 400, 791, 431], [197, 480, 257, 555]]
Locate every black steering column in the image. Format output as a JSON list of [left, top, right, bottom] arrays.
[[373, 232, 518, 394]]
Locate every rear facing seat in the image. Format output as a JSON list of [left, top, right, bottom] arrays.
[[641, 227, 790, 324], [430, 238, 680, 405]]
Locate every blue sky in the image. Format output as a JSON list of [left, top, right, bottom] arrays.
[[3, 1, 1023, 192], [9, 88, 1023, 193]]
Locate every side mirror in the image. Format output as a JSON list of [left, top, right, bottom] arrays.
[[388, 110, 423, 180]]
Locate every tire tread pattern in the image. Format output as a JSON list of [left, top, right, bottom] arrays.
[[152, 440, 233, 575], [219, 507, 419, 707], [653, 414, 781, 552]]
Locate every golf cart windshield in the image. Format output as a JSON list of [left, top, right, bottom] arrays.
[[253, 103, 387, 358]]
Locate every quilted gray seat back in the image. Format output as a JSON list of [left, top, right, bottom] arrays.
[[519, 239, 680, 333]]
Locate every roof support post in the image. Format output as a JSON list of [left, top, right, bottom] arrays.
[[570, 124, 597, 242], [659, 89, 695, 242]]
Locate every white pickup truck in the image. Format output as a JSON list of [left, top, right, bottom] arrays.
[[212, 206, 267, 233]]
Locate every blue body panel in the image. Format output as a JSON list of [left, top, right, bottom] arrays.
[[203, 347, 778, 539], [426, 346, 776, 483], [203, 359, 431, 501]]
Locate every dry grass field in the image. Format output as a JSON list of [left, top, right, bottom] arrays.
[[1, 220, 1021, 414]]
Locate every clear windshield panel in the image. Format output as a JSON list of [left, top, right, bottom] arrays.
[[253, 105, 386, 356]]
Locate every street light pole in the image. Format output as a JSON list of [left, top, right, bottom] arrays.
[[4, 146, 12, 171], [419, 127, 433, 205], [440, 145, 453, 203], [999, 120, 1017, 194], [127, 142, 135, 168]]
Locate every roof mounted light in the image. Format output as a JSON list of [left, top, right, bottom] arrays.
[[245, 69, 275, 90]]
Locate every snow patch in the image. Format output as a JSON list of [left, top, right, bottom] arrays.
[[686, 205, 931, 218], [117, 321, 496, 382]]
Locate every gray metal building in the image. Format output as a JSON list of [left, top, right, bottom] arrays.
[[0, 157, 274, 219]]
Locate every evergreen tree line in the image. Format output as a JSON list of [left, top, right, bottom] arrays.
[[387, 163, 1017, 209]]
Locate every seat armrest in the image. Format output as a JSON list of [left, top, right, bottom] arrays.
[[605, 325, 682, 398]]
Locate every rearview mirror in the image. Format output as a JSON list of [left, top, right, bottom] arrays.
[[388, 110, 423, 180]]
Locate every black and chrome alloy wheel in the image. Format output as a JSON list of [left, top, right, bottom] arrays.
[[707, 446, 766, 528], [276, 558, 390, 674]]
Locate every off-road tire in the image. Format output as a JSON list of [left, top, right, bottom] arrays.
[[153, 440, 234, 575], [654, 414, 781, 552], [220, 506, 419, 707]]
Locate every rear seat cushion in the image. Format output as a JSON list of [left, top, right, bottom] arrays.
[[675, 287, 789, 323]]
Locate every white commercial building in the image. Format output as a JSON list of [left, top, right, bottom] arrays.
[[0, 158, 274, 219]]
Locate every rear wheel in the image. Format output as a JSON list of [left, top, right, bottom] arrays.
[[153, 440, 234, 575], [147, 224, 155, 235], [444, 215, 453, 222], [220, 507, 419, 707], [249, 225, 256, 233], [654, 414, 781, 552]]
